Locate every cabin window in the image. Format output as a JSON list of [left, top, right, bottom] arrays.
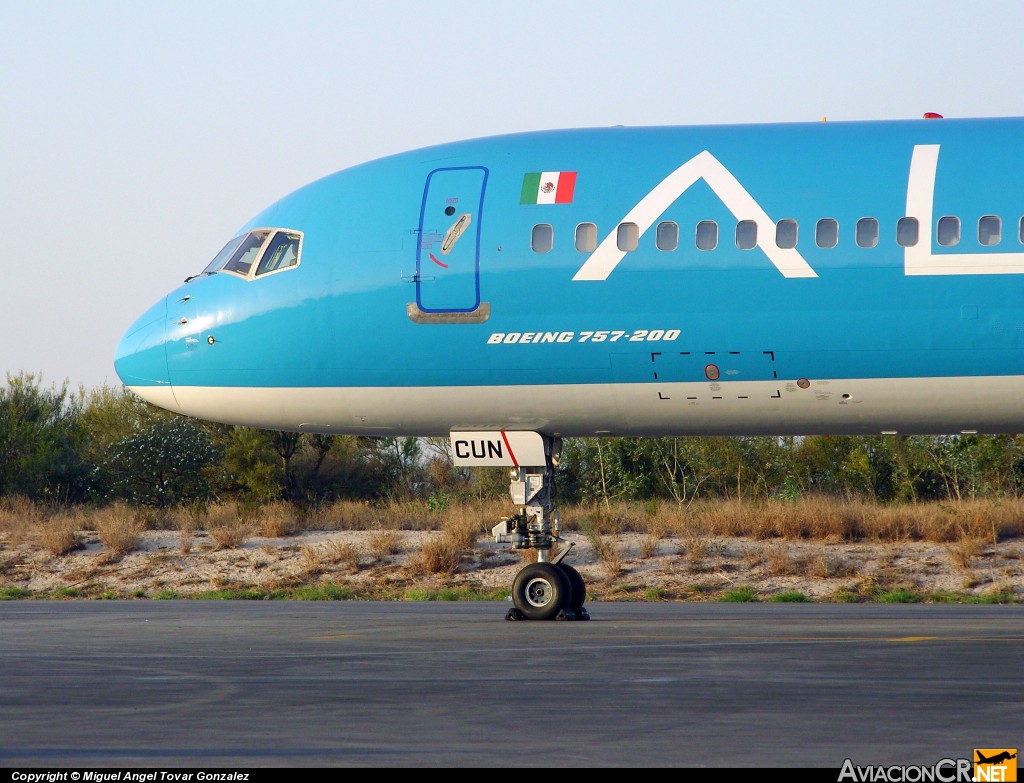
[[222, 230, 272, 276], [532, 224, 553, 253], [937, 216, 960, 247], [575, 223, 597, 252], [735, 220, 757, 250], [815, 219, 838, 249], [656, 221, 679, 251], [775, 219, 797, 249], [1019, 216, 1024, 244], [978, 215, 1001, 246], [617, 222, 639, 252], [696, 220, 718, 250], [856, 218, 879, 248], [896, 217, 919, 247], [255, 231, 302, 276]]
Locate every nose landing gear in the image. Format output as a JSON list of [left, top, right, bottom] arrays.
[[511, 562, 570, 621], [507, 558, 589, 621], [450, 430, 590, 620]]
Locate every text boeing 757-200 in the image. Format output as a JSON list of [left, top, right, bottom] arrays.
[[116, 115, 1024, 620]]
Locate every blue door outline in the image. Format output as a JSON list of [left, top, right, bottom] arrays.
[[416, 166, 488, 313]]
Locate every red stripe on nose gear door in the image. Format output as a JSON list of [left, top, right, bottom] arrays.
[[500, 431, 519, 467]]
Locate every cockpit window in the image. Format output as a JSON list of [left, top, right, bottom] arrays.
[[202, 234, 246, 275], [198, 228, 303, 280], [255, 231, 301, 276], [222, 230, 271, 276]]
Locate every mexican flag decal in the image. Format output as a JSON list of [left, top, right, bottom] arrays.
[[520, 171, 577, 204]]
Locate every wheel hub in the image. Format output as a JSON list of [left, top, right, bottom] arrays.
[[525, 577, 555, 607]]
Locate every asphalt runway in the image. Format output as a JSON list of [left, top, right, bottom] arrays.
[[1, 601, 1021, 767]]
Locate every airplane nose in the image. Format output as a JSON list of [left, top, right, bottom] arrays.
[[114, 297, 181, 412]]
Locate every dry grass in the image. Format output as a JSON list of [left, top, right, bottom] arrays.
[[206, 503, 251, 550], [516, 548, 543, 564], [170, 502, 209, 554], [258, 501, 300, 538], [577, 513, 627, 577], [567, 504, 654, 535], [0, 495, 1021, 601], [401, 502, 494, 574], [378, 500, 441, 530], [325, 541, 360, 574], [745, 544, 856, 581], [947, 537, 987, 570], [178, 516, 195, 555], [137, 507, 176, 531], [307, 499, 430, 531], [302, 500, 372, 531], [699, 501, 766, 538], [810, 547, 858, 578], [0, 496, 47, 547], [742, 544, 765, 569], [639, 536, 659, 559], [876, 547, 900, 570], [305, 499, 493, 531], [8, 496, 1020, 550], [295, 540, 363, 577], [0, 554, 14, 578], [947, 501, 1021, 544], [2, 496, 1022, 603], [679, 534, 728, 575], [39, 513, 82, 557], [93, 503, 147, 556], [594, 497, 1024, 544], [368, 528, 404, 558], [638, 501, 682, 539], [411, 534, 464, 575], [870, 505, 925, 542], [299, 545, 323, 576], [439, 506, 485, 550], [595, 536, 625, 577], [681, 534, 714, 561], [763, 543, 814, 576]]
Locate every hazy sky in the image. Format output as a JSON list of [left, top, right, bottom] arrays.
[[3, 0, 1023, 391]]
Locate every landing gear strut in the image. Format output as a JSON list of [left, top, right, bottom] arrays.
[[488, 435, 589, 621], [449, 430, 590, 620]]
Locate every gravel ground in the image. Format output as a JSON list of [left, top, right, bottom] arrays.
[[2, 527, 1022, 601]]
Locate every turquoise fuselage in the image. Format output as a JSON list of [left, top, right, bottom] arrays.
[[115, 117, 1024, 436]]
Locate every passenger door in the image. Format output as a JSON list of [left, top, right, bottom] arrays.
[[415, 166, 488, 313]]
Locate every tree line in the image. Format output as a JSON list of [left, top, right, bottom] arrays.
[[3, 372, 1024, 508]]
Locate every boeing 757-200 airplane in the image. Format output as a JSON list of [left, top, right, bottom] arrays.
[[116, 115, 1024, 619]]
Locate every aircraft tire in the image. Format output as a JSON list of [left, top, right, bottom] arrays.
[[512, 562, 571, 621], [558, 562, 586, 613]]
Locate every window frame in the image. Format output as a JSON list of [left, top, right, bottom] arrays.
[[202, 234, 248, 276], [936, 215, 961, 247], [855, 217, 879, 249], [531, 223, 554, 254], [815, 218, 839, 249], [655, 221, 679, 252], [219, 229, 273, 278], [253, 230, 304, 279], [978, 215, 1001, 247], [896, 217, 919, 248], [775, 219, 798, 249], [735, 219, 758, 251], [574, 222, 597, 253], [696, 220, 718, 251], [205, 228, 305, 281], [617, 222, 640, 252]]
